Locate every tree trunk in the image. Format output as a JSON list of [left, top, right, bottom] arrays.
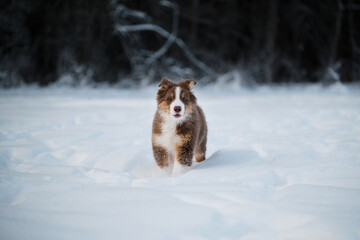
[[264, 0, 278, 84], [322, 0, 343, 84], [347, 0, 359, 82], [328, 0, 343, 68], [190, 0, 199, 45]]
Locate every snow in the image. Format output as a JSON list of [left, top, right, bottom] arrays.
[[0, 84, 360, 239]]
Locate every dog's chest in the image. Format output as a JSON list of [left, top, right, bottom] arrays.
[[154, 118, 181, 155]]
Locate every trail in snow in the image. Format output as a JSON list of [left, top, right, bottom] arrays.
[[0, 84, 360, 240]]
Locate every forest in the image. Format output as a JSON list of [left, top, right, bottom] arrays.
[[0, 0, 359, 87]]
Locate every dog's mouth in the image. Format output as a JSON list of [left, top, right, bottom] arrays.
[[174, 114, 182, 118]]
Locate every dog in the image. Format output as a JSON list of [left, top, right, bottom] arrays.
[[152, 78, 207, 174]]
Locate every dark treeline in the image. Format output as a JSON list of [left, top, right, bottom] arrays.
[[0, 0, 359, 87]]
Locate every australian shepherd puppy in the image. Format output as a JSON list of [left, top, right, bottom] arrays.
[[152, 78, 207, 175]]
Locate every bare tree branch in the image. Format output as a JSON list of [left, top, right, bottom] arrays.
[[113, 4, 152, 22], [116, 23, 214, 74], [115, 1, 214, 75], [144, 1, 178, 65]]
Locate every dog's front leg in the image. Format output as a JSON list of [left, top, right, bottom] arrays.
[[152, 145, 169, 168], [176, 140, 194, 167], [172, 140, 194, 176]]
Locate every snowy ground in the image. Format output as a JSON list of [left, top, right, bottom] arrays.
[[0, 84, 360, 240]]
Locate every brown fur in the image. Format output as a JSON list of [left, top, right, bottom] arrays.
[[152, 78, 207, 168]]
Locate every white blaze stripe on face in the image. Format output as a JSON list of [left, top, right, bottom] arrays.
[[170, 87, 185, 117]]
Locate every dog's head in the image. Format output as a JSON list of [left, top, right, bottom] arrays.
[[156, 78, 197, 122]]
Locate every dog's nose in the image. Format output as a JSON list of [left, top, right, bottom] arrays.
[[174, 106, 181, 113]]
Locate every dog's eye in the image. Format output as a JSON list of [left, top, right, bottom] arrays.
[[182, 97, 188, 103], [166, 97, 173, 102]]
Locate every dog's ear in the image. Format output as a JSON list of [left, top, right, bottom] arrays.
[[179, 79, 197, 91], [158, 77, 173, 89]]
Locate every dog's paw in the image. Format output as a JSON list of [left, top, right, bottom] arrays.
[[171, 161, 191, 177]]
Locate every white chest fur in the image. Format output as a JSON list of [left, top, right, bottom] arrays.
[[154, 112, 181, 156]]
